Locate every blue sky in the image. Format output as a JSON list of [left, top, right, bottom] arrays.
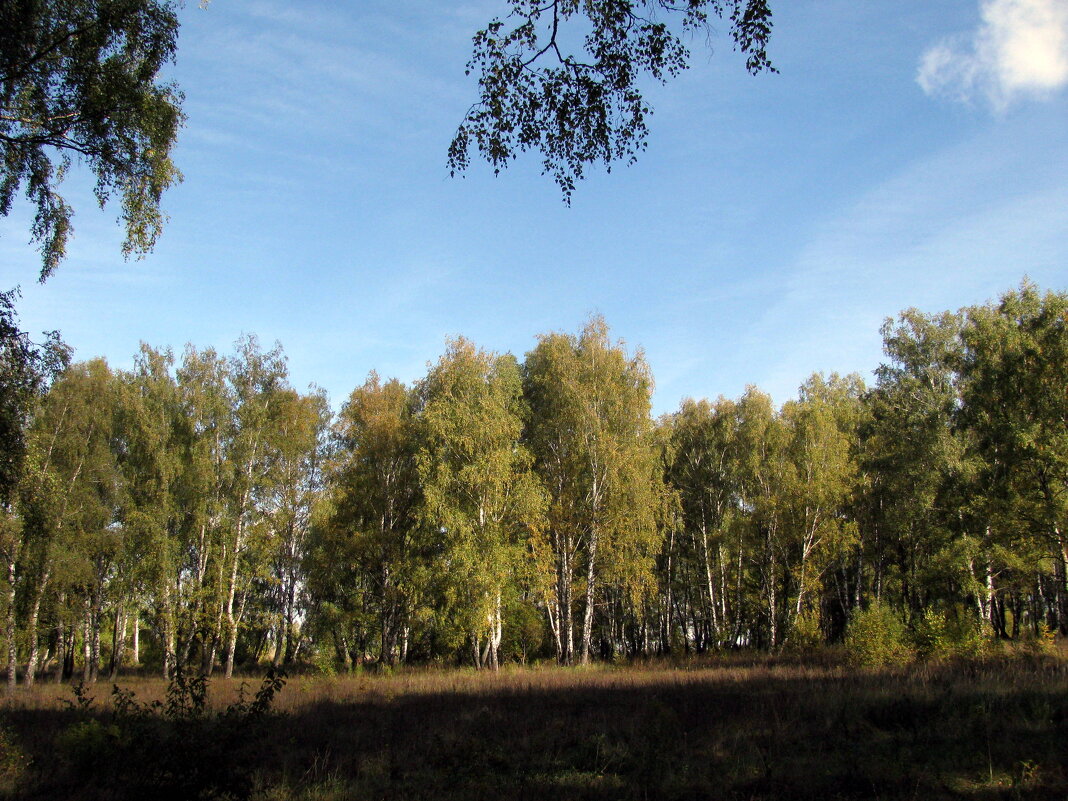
[[2, 0, 1066, 415]]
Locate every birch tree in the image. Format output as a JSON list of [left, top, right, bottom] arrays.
[[263, 388, 330, 667], [173, 345, 232, 677], [860, 309, 969, 624], [778, 374, 862, 641], [417, 340, 544, 670], [524, 317, 662, 663], [15, 360, 123, 684], [663, 397, 744, 650], [958, 284, 1068, 634], [119, 345, 184, 678], [314, 373, 422, 667], [218, 336, 288, 678]]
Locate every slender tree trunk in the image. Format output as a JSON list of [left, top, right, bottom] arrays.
[[132, 609, 140, 666], [380, 562, 395, 665], [556, 530, 574, 665], [489, 594, 502, 670], [88, 584, 103, 683], [662, 528, 675, 652], [546, 591, 561, 658], [164, 604, 177, 680], [223, 517, 247, 679], [733, 536, 744, 646], [54, 602, 66, 684], [581, 523, 600, 665], [109, 606, 126, 680], [81, 603, 92, 683], [700, 519, 719, 636], [225, 584, 250, 678], [272, 622, 284, 669], [718, 543, 729, 639], [986, 561, 999, 636], [967, 556, 986, 624], [24, 567, 50, 686], [5, 557, 17, 690], [283, 578, 296, 665], [768, 524, 779, 650], [1056, 529, 1068, 635], [854, 539, 864, 610], [471, 633, 482, 669]]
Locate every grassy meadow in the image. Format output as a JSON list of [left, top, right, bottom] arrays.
[[1, 650, 1067, 800]]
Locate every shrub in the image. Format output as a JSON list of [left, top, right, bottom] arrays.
[[53, 669, 286, 801], [912, 608, 988, 661], [786, 608, 823, 652], [911, 608, 949, 659], [845, 602, 913, 668], [0, 725, 30, 790], [308, 644, 339, 676], [1022, 625, 1060, 659]]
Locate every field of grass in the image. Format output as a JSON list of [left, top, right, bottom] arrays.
[[1, 650, 1067, 800]]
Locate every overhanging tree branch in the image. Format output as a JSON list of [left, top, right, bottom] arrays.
[[449, 0, 776, 202]]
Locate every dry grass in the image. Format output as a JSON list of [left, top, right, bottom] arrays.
[[2, 650, 1067, 800]]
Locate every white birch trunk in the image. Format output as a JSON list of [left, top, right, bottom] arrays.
[[5, 558, 17, 690]]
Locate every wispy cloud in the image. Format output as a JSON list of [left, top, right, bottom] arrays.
[[918, 0, 1068, 109], [744, 112, 1068, 405]]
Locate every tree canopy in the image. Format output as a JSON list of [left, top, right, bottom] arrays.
[[0, 283, 1067, 680]]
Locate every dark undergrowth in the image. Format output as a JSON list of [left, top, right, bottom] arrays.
[[1, 654, 1067, 800]]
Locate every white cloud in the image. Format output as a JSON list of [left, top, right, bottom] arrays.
[[918, 0, 1068, 109]]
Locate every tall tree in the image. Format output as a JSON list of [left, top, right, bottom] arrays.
[[958, 284, 1068, 634], [524, 317, 662, 663], [218, 335, 288, 678], [663, 397, 746, 650], [860, 309, 969, 623], [316, 373, 421, 667], [14, 359, 124, 685], [171, 344, 231, 678], [0, 290, 66, 687], [117, 345, 183, 679], [262, 387, 329, 668], [732, 387, 789, 648], [416, 339, 544, 670], [778, 374, 862, 641]]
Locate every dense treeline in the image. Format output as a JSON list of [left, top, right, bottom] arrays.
[[0, 282, 1065, 682]]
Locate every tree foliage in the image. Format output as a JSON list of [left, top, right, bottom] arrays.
[[0, 289, 67, 503], [416, 339, 544, 669], [2, 283, 1067, 678], [0, 0, 184, 279], [449, 0, 775, 202]]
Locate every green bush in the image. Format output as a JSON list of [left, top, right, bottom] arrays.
[[786, 608, 823, 652], [911, 608, 949, 659], [307, 644, 339, 676], [1022, 625, 1060, 658], [845, 602, 913, 668], [912, 608, 987, 661]]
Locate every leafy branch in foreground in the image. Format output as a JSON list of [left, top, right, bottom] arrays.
[[449, 0, 775, 202], [0, 0, 185, 280]]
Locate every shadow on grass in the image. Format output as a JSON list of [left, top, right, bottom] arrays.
[[2, 660, 1067, 800]]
